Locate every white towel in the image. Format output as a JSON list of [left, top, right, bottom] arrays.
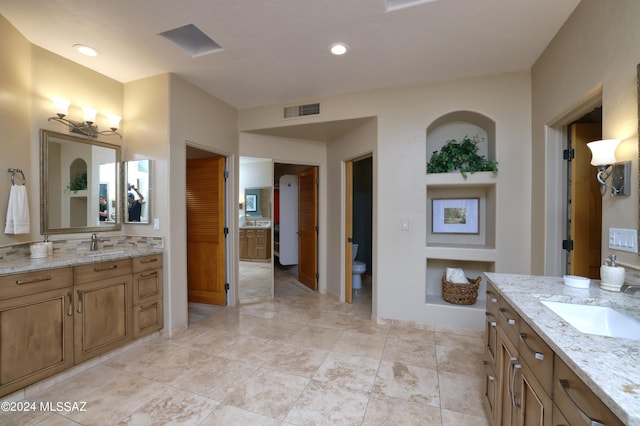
[[5, 185, 30, 234]]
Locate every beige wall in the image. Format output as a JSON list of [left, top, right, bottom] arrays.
[[532, 0, 640, 274], [0, 15, 124, 247], [239, 71, 532, 327], [326, 118, 377, 302], [0, 15, 239, 333], [0, 15, 31, 246], [166, 75, 238, 330]]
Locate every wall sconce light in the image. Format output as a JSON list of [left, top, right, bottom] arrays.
[[586, 139, 630, 197], [48, 98, 122, 138]]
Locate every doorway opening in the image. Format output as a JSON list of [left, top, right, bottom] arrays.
[[345, 155, 373, 308], [186, 145, 229, 324], [274, 162, 319, 298], [565, 107, 602, 278]]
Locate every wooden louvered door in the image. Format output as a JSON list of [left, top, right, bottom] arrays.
[[186, 156, 226, 305], [568, 123, 602, 279], [297, 166, 318, 291]]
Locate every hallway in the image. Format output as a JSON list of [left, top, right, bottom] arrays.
[[1, 278, 489, 425]]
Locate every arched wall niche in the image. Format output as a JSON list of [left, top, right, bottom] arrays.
[[426, 110, 496, 168]]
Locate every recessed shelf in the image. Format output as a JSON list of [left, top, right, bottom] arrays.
[[426, 258, 494, 306], [425, 295, 486, 310], [425, 246, 498, 261], [425, 171, 497, 186]]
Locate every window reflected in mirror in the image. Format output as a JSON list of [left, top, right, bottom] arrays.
[[125, 160, 151, 224]]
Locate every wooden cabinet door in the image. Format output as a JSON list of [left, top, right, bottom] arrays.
[[239, 229, 248, 259], [246, 230, 257, 258], [485, 311, 498, 366], [255, 229, 266, 258], [0, 287, 73, 397], [483, 360, 498, 422], [74, 275, 132, 363], [517, 361, 552, 425], [498, 329, 519, 426]]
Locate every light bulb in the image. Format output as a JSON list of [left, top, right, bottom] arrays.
[[82, 107, 97, 124], [52, 98, 70, 117], [107, 115, 122, 130]]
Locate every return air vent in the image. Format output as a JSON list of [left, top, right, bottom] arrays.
[[283, 103, 320, 119]]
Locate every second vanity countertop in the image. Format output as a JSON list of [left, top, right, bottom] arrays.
[[0, 247, 164, 276], [485, 272, 640, 425]]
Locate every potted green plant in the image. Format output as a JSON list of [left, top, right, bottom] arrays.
[[427, 135, 498, 179], [66, 172, 88, 193]]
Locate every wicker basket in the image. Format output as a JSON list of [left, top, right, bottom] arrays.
[[441, 272, 481, 305]]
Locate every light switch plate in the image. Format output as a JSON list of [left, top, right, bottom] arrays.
[[153, 218, 160, 230], [608, 228, 638, 253]]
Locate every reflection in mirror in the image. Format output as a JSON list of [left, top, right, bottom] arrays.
[[243, 188, 271, 220], [125, 160, 151, 224], [41, 129, 121, 234], [239, 156, 273, 302]]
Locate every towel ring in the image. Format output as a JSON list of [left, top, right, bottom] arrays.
[[8, 168, 26, 186]]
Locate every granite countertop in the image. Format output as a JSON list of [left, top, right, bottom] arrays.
[[0, 247, 164, 276], [485, 272, 640, 425], [240, 226, 271, 229]]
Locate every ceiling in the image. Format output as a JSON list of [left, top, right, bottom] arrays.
[[0, 0, 579, 110]]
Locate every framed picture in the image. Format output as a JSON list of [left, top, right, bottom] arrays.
[[432, 198, 479, 234], [245, 194, 257, 212]]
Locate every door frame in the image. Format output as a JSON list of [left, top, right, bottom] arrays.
[[544, 90, 602, 276], [343, 154, 374, 308], [185, 144, 234, 307]]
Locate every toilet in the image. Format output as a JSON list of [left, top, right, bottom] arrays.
[[352, 244, 367, 290]]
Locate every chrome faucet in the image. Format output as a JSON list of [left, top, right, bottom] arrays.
[[90, 233, 99, 251], [621, 284, 640, 295]]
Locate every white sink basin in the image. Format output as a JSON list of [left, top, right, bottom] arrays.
[[541, 300, 640, 340]]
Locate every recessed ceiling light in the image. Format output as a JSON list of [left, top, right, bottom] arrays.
[[330, 43, 348, 56], [73, 44, 100, 57]]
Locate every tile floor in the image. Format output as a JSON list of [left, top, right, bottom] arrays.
[[1, 273, 490, 425]]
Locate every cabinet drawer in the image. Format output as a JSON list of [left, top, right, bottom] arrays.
[[553, 355, 623, 426], [132, 254, 163, 273], [498, 297, 520, 346], [518, 320, 553, 395], [0, 267, 73, 300], [485, 282, 500, 318], [74, 258, 132, 285], [133, 269, 163, 305], [133, 300, 164, 338]]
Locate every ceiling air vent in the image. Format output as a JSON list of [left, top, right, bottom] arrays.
[[283, 103, 320, 119]]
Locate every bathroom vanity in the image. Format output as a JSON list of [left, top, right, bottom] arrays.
[[483, 272, 640, 425], [0, 247, 163, 398], [239, 227, 271, 261]]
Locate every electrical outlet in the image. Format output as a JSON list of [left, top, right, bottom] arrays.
[[608, 228, 638, 253]]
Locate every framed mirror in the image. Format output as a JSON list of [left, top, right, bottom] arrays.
[[244, 187, 271, 219], [40, 129, 121, 234], [125, 160, 151, 224]]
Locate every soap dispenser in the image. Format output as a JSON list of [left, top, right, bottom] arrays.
[[600, 254, 625, 291]]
